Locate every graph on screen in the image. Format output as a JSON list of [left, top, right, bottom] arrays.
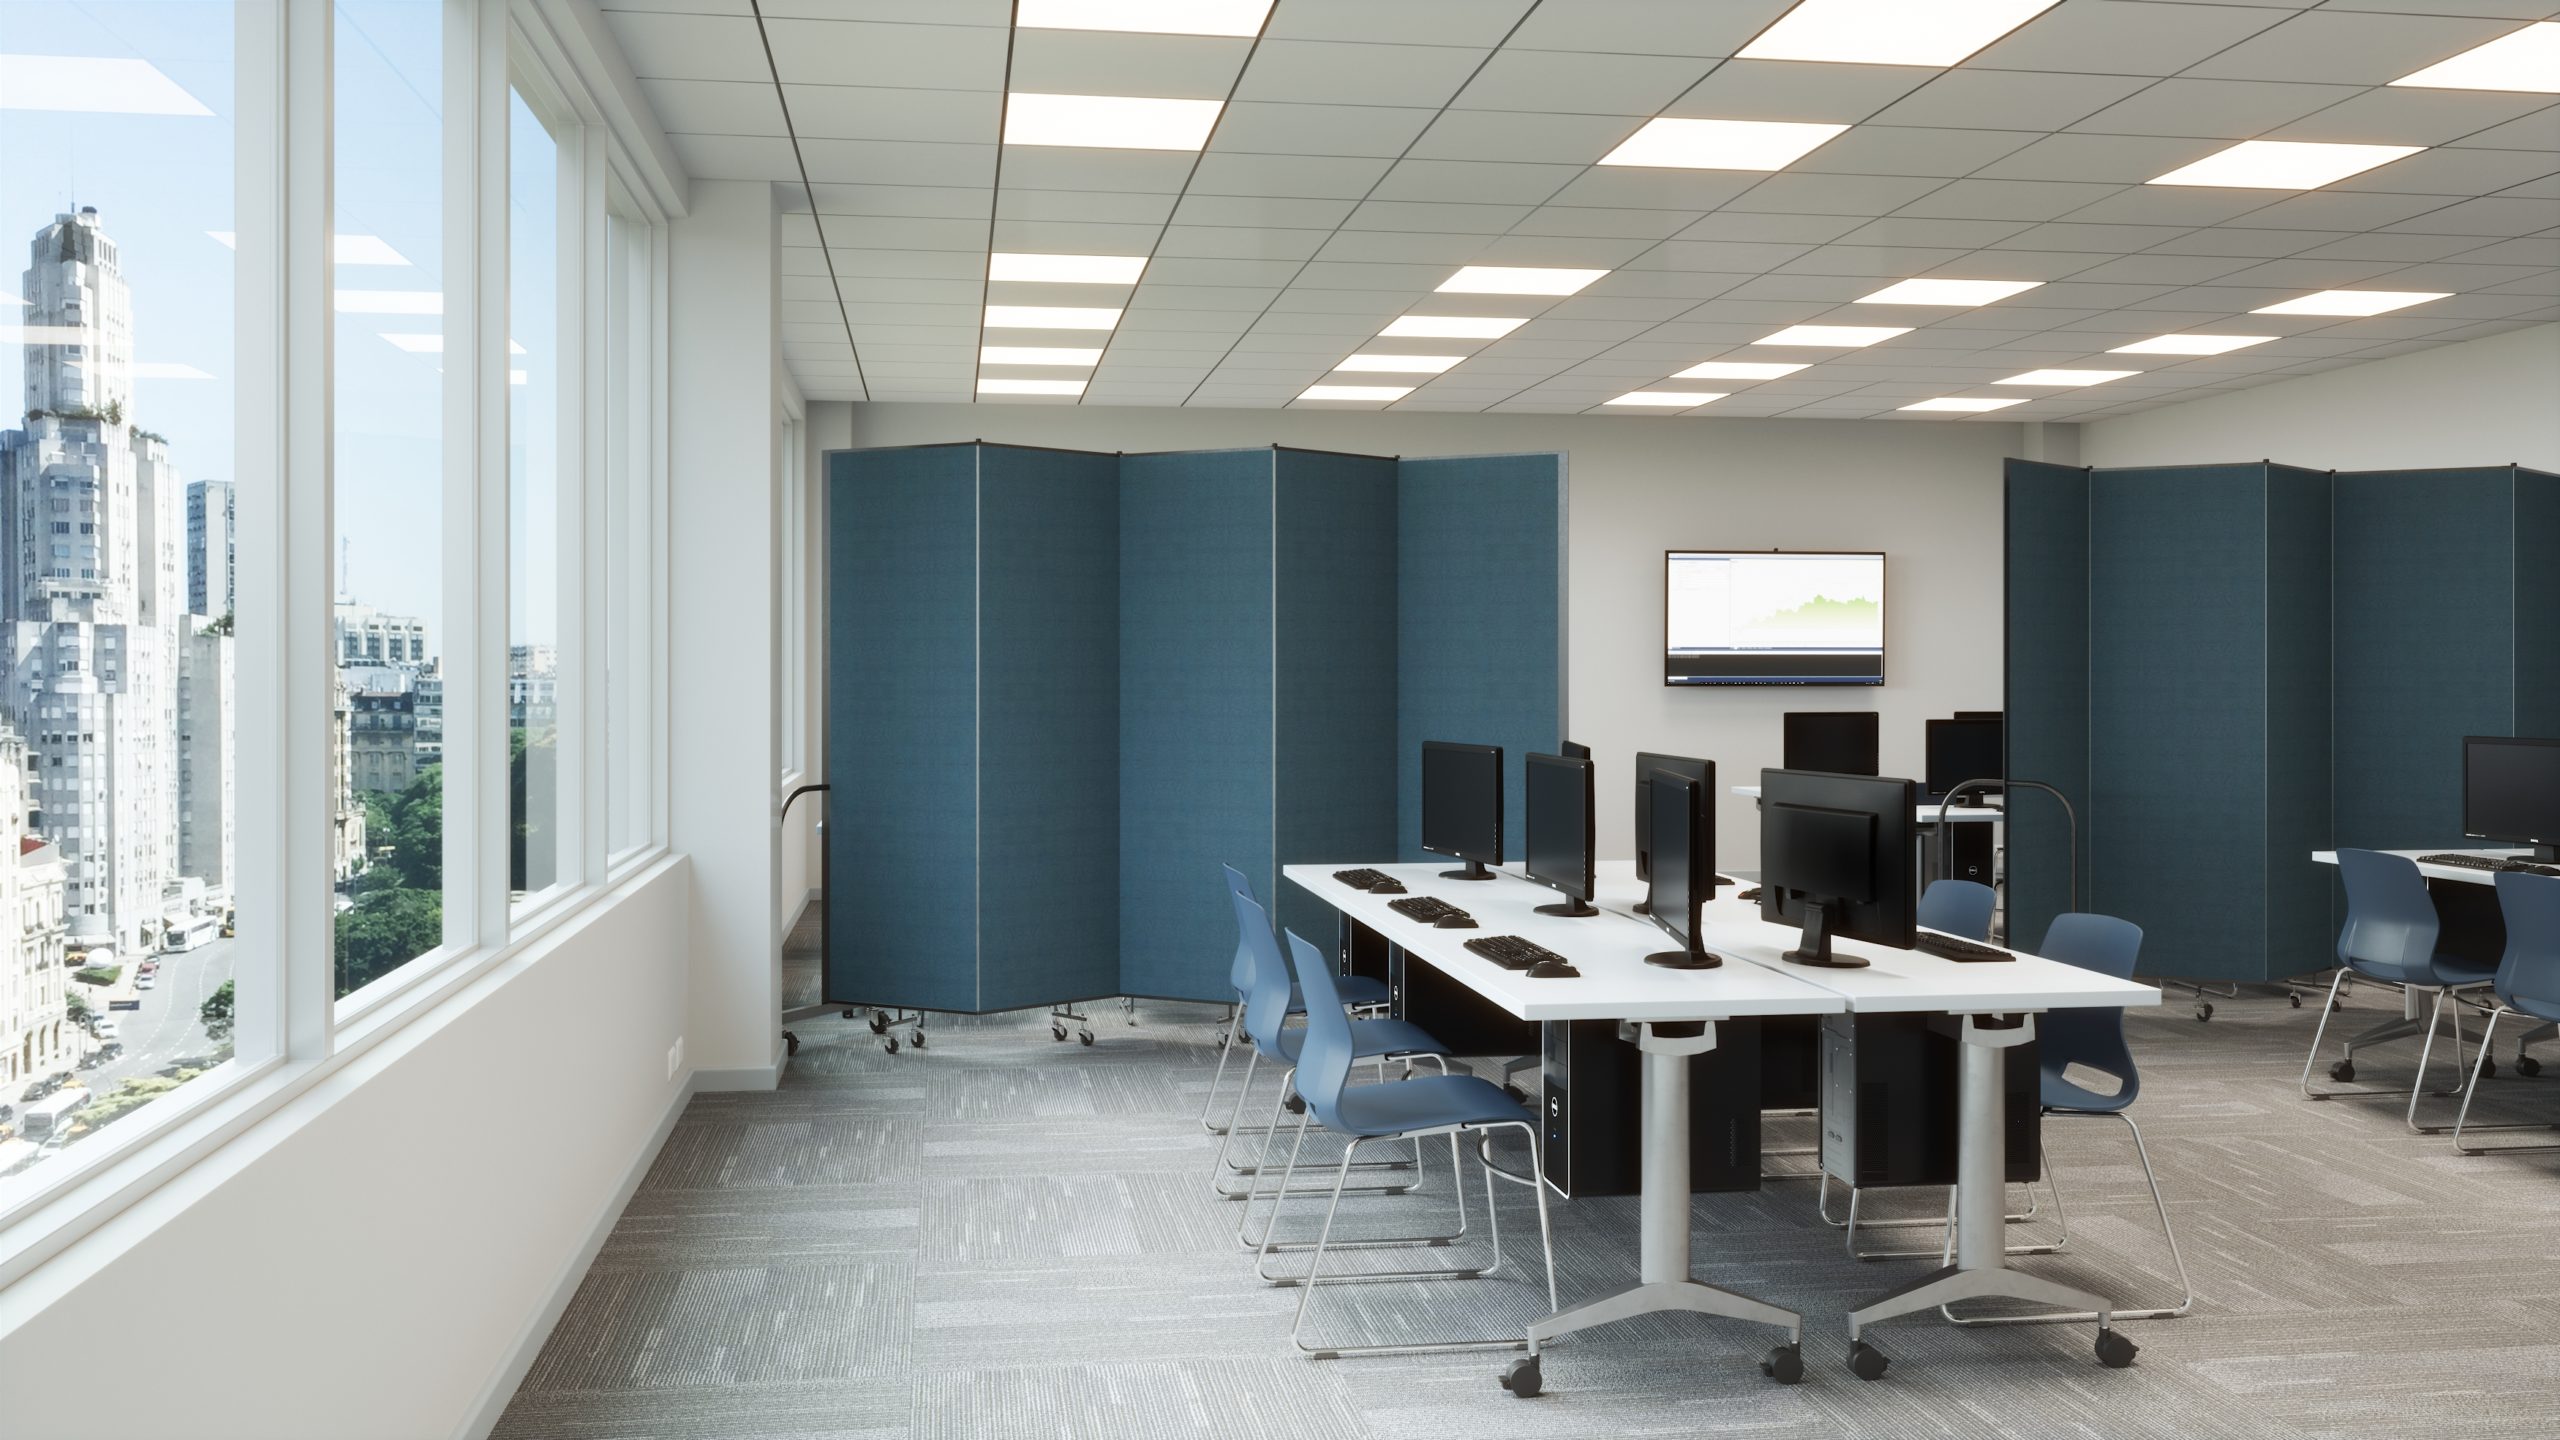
[[1665, 551, 1885, 686]]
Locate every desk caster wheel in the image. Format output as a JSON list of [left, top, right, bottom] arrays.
[[1052, 1024, 1067, 1041], [2095, 1329, 2138, 1369], [1761, 1344, 1803, 1384], [1499, 1355, 1540, 1397], [2195, 1002, 2213, 1022], [2519, 1054, 2542, 1077], [883, 1037, 899, 1054], [784, 1031, 800, 1056], [2329, 1059, 2355, 1082], [1078, 1029, 1095, 1046], [868, 1012, 887, 1036], [1846, 1341, 1889, 1382]]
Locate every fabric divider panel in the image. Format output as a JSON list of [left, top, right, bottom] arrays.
[[2265, 464, 2334, 979], [1395, 453, 1565, 864], [1119, 450, 1276, 1002], [828, 444, 982, 1012], [2514, 469, 2560, 739], [977, 445, 1121, 1011], [2002, 459, 2090, 951], [1273, 449, 1400, 951]]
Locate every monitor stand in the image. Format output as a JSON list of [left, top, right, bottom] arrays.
[[1782, 900, 1870, 969], [1440, 858, 1496, 881], [1536, 896, 1600, 917], [1645, 937, 1724, 970]]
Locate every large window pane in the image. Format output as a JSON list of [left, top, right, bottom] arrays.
[[603, 210, 648, 858], [333, 0, 444, 1001], [1, 1, 242, 1189], [507, 89, 559, 906]]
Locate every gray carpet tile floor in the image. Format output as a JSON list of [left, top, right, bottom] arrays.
[[496, 950, 2560, 1440]]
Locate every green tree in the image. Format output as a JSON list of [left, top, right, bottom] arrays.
[[200, 979, 235, 1044], [386, 764, 442, 891], [65, 989, 92, 1024], [334, 887, 442, 997]]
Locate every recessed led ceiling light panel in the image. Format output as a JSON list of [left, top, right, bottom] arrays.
[[1003, 92, 1224, 151], [1335, 353, 1465, 374], [1605, 391, 1728, 407], [1298, 384, 1412, 402], [2108, 333, 2275, 355], [2147, 140, 2423, 189], [1380, 315, 1527, 339], [984, 304, 1124, 330], [1995, 369, 2140, 386], [1435, 266, 1609, 296], [978, 377, 1087, 395], [1736, 0, 2064, 67], [981, 345, 1105, 365], [989, 252, 1148, 284], [2392, 22, 2560, 93], [0, 54, 212, 114], [1754, 324, 1911, 347], [1902, 397, 2028, 412], [1598, 117, 1849, 171], [1671, 361, 1808, 380], [1015, 0, 1274, 37], [1855, 277, 2043, 306], [2252, 289, 2451, 317]]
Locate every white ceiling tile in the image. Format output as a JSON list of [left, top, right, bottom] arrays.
[[1451, 51, 1714, 116], [836, 277, 984, 305], [1971, 0, 2291, 75], [2383, 195, 2560, 235], [1167, 195, 1358, 229], [1291, 260, 1452, 290], [1722, 273, 1878, 303], [1408, 110, 1639, 165], [1372, 158, 1586, 204], [1344, 199, 1534, 233], [1145, 257, 1308, 287], [1724, 173, 1951, 216], [999, 148, 1200, 194], [761, 20, 1007, 89], [2056, 253, 2263, 284], [1470, 234, 1655, 266], [1265, 0, 1537, 46], [2183, 256, 2407, 289], [1775, 245, 1974, 277], [1792, 126, 2042, 178], [2443, 105, 2560, 154], [1234, 40, 1489, 107], [1154, 226, 1329, 262], [1895, 178, 2127, 221], [1545, 295, 1699, 322], [988, 219, 1162, 252], [1539, 170, 1765, 210], [824, 214, 986, 250], [1260, 290, 1406, 315], [2055, 187, 2277, 226], [1514, 206, 1704, 239], [1314, 230, 1488, 264], [604, 11, 771, 82], [2063, 78, 2365, 141], [2333, 147, 2559, 194], [1006, 29, 1250, 101], [830, 248, 987, 279], [1632, 239, 1815, 270], [2184, 10, 2529, 85], [784, 85, 1000, 144], [798, 139, 997, 188], [1188, 151, 1396, 198], [642, 78, 787, 136], [667, 133, 804, 182], [1210, 101, 1438, 158], [1581, 271, 1755, 300], [1130, 285, 1283, 311], [2292, 232, 2499, 262], [1666, 60, 1933, 124], [810, 183, 987, 219], [2446, 235, 2560, 265], [994, 188, 1178, 224], [2145, 227, 2333, 257], [1867, 70, 2152, 132], [2266, 87, 2560, 149], [2222, 190, 2474, 231], [1504, 0, 1787, 55]]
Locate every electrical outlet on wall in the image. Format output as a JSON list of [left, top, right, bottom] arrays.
[[667, 1036, 685, 1081]]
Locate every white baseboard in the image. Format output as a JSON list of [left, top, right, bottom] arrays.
[[692, 1058, 784, 1093], [784, 885, 820, 937], [453, 1078, 694, 1440]]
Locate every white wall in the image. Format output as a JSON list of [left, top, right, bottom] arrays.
[[0, 860, 692, 1440], [668, 181, 783, 1081], [814, 402, 2019, 869], [2083, 323, 2560, 473]]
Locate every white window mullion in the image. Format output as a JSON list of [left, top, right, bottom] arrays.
[[555, 121, 602, 886], [446, 0, 509, 954]]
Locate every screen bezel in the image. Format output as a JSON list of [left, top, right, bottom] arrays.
[[1663, 549, 1887, 689], [2463, 734, 2560, 846], [1645, 771, 1703, 952], [1419, 740, 1504, 866], [1523, 751, 1596, 903], [1633, 751, 1712, 886], [1924, 716, 2005, 802]]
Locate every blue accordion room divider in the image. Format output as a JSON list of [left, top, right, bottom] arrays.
[[827, 442, 1564, 1013], [2006, 459, 2560, 982]]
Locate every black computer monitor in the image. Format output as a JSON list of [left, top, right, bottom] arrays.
[[1643, 769, 1721, 969], [1633, 751, 1713, 914], [1783, 711, 1879, 776], [1421, 740, 1504, 880], [1560, 740, 1591, 760], [1524, 752, 1599, 917], [1954, 710, 2003, 722], [1759, 768, 1917, 968], [1925, 716, 2004, 804], [2465, 735, 2560, 862]]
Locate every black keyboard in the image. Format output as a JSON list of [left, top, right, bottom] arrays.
[[2419, 853, 2560, 877], [1916, 932, 2014, 963], [1464, 934, 1566, 971], [1389, 896, 1469, 924], [1333, 868, 1397, 891]]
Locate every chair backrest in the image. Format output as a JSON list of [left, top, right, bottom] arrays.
[[1232, 887, 1297, 1059], [2335, 848, 2440, 974], [2037, 911, 2145, 1105], [1287, 931, 1357, 1130], [1222, 864, 1261, 998], [1918, 878, 1996, 942], [2494, 871, 2560, 1010]]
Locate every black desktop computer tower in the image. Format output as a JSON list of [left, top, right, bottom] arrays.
[[1540, 1017, 1762, 1198], [1923, 823, 1997, 889], [1818, 1014, 2038, 1188]]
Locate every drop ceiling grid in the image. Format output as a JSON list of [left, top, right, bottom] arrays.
[[600, 0, 2560, 416]]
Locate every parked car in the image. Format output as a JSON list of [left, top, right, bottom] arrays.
[[93, 1017, 120, 1041], [136, 973, 156, 991]]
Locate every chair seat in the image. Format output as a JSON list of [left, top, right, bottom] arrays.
[[2041, 1069, 2131, 1115], [1278, 1016, 1446, 1064], [1328, 1073, 1530, 1139], [2346, 954, 2495, 988], [2505, 991, 2560, 1025], [1286, 974, 1391, 1012]]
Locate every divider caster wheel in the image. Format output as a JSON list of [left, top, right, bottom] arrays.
[[1052, 1024, 1067, 1042], [883, 1037, 899, 1055], [784, 1031, 800, 1057], [911, 1031, 926, 1051], [2289, 992, 2304, 1008], [2095, 1329, 2139, 1369], [867, 1013, 887, 1036], [1078, 1029, 1095, 1046], [1498, 1355, 1540, 1398], [1284, 1093, 1306, 1115], [2195, 1002, 2213, 1022], [2329, 1059, 2355, 1083], [2520, 1054, 2543, 1077], [1846, 1341, 1889, 1382], [1761, 1344, 1804, 1384]]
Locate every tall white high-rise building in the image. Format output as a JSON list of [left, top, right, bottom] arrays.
[[177, 614, 236, 892], [186, 478, 234, 618], [0, 208, 184, 950]]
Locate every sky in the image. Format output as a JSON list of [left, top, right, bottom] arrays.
[[3, 0, 560, 652]]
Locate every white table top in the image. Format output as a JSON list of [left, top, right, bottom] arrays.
[[1729, 786, 2005, 823], [1282, 863, 1845, 1024], [2311, 848, 2548, 887]]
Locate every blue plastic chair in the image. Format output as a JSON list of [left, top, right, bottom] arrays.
[[1919, 879, 1997, 942], [1262, 932, 1558, 1358], [2453, 872, 2560, 1155], [1213, 887, 1449, 1208], [2303, 850, 2498, 1130], [1200, 866, 1390, 1137]]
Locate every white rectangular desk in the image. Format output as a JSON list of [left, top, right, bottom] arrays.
[[1289, 859, 2161, 1383], [2311, 847, 2551, 885]]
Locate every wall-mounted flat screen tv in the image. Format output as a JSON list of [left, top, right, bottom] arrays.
[[1665, 550, 1885, 687]]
